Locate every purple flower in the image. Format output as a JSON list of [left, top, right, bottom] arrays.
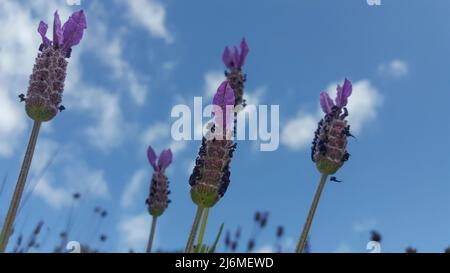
[[146, 146, 172, 217], [320, 92, 334, 114], [38, 10, 87, 57], [335, 78, 352, 108], [319, 79, 353, 114], [147, 146, 173, 172], [212, 81, 235, 130], [222, 38, 249, 70]]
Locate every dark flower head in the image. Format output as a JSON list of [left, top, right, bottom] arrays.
[[260, 211, 269, 228], [276, 226, 284, 238], [25, 10, 87, 122], [100, 210, 108, 218], [222, 38, 249, 71], [405, 247, 417, 253], [313, 79, 353, 175], [146, 146, 172, 217], [370, 230, 382, 243]]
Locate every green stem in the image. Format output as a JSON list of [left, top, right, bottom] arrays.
[[0, 121, 42, 253], [146, 216, 157, 253], [296, 173, 328, 253], [184, 206, 204, 253], [196, 208, 210, 251]]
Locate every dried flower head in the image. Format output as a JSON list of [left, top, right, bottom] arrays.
[[405, 247, 417, 253], [24, 10, 87, 122], [189, 81, 237, 208], [276, 226, 284, 238], [223, 38, 249, 109], [146, 146, 172, 217], [312, 79, 353, 175], [370, 230, 382, 243]]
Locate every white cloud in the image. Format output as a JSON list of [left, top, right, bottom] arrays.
[[121, 169, 147, 210], [281, 113, 318, 150], [141, 122, 187, 155], [342, 80, 382, 133], [123, 0, 173, 43], [118, 213, 152, 252], [255, 237, 295, 253], [378, 59, 409, 78], [0, 1, 50, 157], [83, 21, 147, 105], [281, 79, 382, 150], [204, 71, 226, 98], [34, 177, 72, 208], [66, 85, 125, 151], [30, 138, 110, 209], [0, 87, 27, 157]]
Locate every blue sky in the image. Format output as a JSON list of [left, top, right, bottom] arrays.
[[0, 0, 450, 253]]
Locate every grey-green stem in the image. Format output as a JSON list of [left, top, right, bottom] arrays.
[[146, 216, 158, 253], [0, 121, 42, 252], [196, 208, 210, 251], [185, 206, 203, 253], [296, 173, 328, 253]]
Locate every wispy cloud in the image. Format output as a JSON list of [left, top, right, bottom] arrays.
[[121, 169, 147, 210], [378, 59, 409, 78], [29, 138, 110, 209], [141, 122, 187, 155], [121, 0, 174, 43], [333, 243, 352, 253], [117, 212, 151, 252], [204, 71, 226, 98]]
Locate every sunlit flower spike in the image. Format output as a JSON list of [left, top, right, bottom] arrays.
[[145, 146, 173, 253], [296, 79, 354, 253], [185, 81, 237, 253], [0, 10, 87, 253]]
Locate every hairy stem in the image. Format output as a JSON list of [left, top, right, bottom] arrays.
[[296, 173, 328, 253], [196, 208, 210, 251], [184, 206, 203, 253], [146, 216, 158, 253], [0, 121, 42, 252]]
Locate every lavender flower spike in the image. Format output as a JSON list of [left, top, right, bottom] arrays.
[[312, 79, 354, 175], [297, 79, 354, 253], [146, 146, 172, 217], [25, 10, 87, 122]]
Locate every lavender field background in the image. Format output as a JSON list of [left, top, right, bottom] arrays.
[[0, 0, 450, 253]]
